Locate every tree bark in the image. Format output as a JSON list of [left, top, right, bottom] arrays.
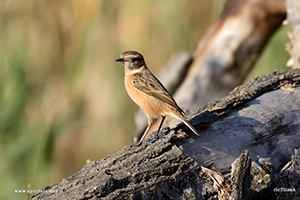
[[31, 69, 300, 200]]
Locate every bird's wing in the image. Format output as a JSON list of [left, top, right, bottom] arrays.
[[132, 71, 185, 115]]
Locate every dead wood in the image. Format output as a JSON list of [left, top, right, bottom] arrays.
[[230, 151, 251, 200], [31, 69, 300, 200]]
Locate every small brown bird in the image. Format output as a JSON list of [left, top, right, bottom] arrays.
[[116, 51, 199, 145]]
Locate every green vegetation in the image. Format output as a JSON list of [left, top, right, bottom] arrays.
[[0, 1, 288, 199]]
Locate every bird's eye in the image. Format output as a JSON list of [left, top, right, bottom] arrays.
[[132, 57, 140, 62]]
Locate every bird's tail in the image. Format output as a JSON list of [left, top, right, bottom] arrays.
[[170, 113, 199, 135], [181, 118, 199, 135]]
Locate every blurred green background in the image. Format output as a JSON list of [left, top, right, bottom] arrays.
[[0, 0, 288, 199]]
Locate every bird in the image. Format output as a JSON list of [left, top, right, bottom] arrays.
[[116, 50, 199, 145]]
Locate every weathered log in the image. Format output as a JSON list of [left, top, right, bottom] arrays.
[[175, 70, 300, 171], [30, 69, 300, 199]]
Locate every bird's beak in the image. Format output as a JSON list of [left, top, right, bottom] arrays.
[[115, 58, 124, 62]]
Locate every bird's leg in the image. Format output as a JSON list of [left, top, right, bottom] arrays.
[[157, 115, 166, 134], [135, 116, 166, 146], [136, 123, 151, 146]]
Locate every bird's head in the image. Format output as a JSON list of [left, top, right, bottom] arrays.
[[116, 51, 147, 73]]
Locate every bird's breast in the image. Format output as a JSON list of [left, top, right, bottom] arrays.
[[124, 74, 166, 117]]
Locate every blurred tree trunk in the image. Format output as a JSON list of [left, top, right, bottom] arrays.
[[286, 0, 300, 69], [175, 0, 286, 109]]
